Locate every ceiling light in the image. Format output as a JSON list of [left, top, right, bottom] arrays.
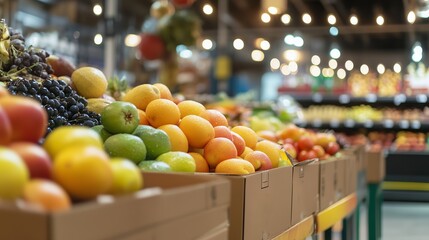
[[330, 48, 341, 59], [376, 15, 384, 25], [407, 11, 416, 23], [310, 65, 321, 77], [329, 26, 339, 36], [337, 68, 346, 79], [283, 50, 299, 61], [270, 58, 280, 70], [281, 64, 291, 75], [179, 49, 192, 58], [413, 42, 423, 54], [329, 59, 338, 69], [93, 4, 102, 16], [328, 14, 336, 25], [393, 63, 401, 73], [251, 50, 264, 62], [294, 36, 304, 47], [377, 64, 385, 74], [284, 34, 294, 45], [203, 4, 213, 15], [261, 13, 271, 23], [268, 7, 279, 15], [233, 38, 244, 50], [260, 40, 270, 50], [124, 34, 140, 47], [360, 64, 369, 75], [302, 13, 312, 24], [94, 34, 103, 45], [412, 52, 423, 62], [255, 38, 264, 48], [202, 39, 213, 50], [289, 61, 298, 73], [345, 60, 354, 71], [311, 55, 321, 65], [281, 14, 291, 24], [350, 15, 358, 25]]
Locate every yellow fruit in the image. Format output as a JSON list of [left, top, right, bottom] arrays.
[[53, 146, 113, 199], [138, 109, 149, 125], [158, 124, 189, 152], [86, 98, 113, 114], [231, 126, 258, 149], [177, 100, 206, 118], [188, 152, 209, 172], [23, 179, 71, 212], [156, 151, 196, 172], [153, 83, 174, 101], [145, 99, 180, 127], [43, 126, 104, 159], [215, 158, 255, 175], [199, 109, 229, 127], [240, 146, 254, 158], [122, 84, 160, 110], [109, 158, 143, 194], [0, 148, 29, 200], [179, 115, 215, 148], [71, 67, 108, 98], [255, 140, 281, 168]]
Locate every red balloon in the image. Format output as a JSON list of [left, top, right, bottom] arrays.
[[138, 33, 166, 60]]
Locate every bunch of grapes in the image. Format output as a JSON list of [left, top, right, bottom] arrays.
[[7, 78, 100, 134], [7, 27, 53, 80]]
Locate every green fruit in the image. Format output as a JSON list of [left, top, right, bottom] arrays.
[[156, 151, 196, 172], [91, 125, 113, 142], [101, 101, 139, 134], [138, 160, 172, 172], [104, 134, 146, 164], [0, 147, 29, 200], [109, 158, 143, 194], [133, 125, 171, 159]]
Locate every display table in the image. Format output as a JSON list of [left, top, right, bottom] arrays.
[[272, 216, 314, 240]]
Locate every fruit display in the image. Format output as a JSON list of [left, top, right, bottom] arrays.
[[347, 71, 378, 97], [378, 70, 401, 97]]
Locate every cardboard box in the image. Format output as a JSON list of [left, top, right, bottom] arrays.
[[291, 160, 319, 225], [366, 150, 386, 183], [342, 144, 366, 172], [0, 172, 230, 240], [319, 157, 346, 211], [225, 166, 293, 240], [343, 152, 358, 195]]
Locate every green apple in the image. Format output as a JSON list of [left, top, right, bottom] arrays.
[[101, 101, 139, 134], [104, 134, 147, 164]]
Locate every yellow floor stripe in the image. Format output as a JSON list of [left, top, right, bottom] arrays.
[[383, 181, 429, 191]]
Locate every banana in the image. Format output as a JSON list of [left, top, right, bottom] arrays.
[[86, 98, 113, 114]]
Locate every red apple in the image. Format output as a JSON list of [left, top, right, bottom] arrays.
[[297, 136, 314, 151], [138, 33, 166, 60], [297, 150, 309, 162], [325, 142, 340, 155], [0, 96, 48, 143], [307, 150, 318, 160], [282, 143, 297, 159], [9, 142, 52, 179], [0, 106, 12, 145], [312, 145, 325, 158], [244, 150, 272, 171]]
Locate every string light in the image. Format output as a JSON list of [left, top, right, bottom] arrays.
[[261, 13, 271, 23], [310, 65, 321, 77], [337, 68, 346, 79], [94, 34, 103, 45], [302, 13, 312, 24], [202, 39, 213, 50], [311, 55, 321, 65], [203, 4, 213, 15], [260, 40, 270, 50], [407, 11, 416, 24], [281, 14, 291, 24], [93, 4, 102, 16], [270, 58, 280, 70], [233, 38, 244, 50], [360, 64, 369, 75], [377, 64, 385, 74], [345, 60, 354, 71], [328, 14, 336, 25], [268, 7, 279, 15], [329, 59, 338, 69], [350, 14, 358, 25], [376, 15, 384, 25], [251, 50, 264, 61], [393, 63, 401, 73]]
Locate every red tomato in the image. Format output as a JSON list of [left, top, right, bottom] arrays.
[[325, 142, 340, 155], [297, 136, 314, 151], [297, 150, 308, 162], [307, 150, 318, 160], [312, 145, 325, 158]]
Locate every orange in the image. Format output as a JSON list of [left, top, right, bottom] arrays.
[[231, 126, 258, 149], [255, 140, 281, 168], [215, 158, 255, 175], [153, 83, 174, 101], [23, 179, 71, 212], [188, 152, 209, 172], [71, 67, 108, 98], [146, 99, 180, 128], [158, 124, 189, 152], [53, 146, 113, 199], [177, 100, 206, 118], [179, 115, 215, 148], [138, 109, 149, 125], [199, 109, 229, 127], [122, 84, 160, 110]]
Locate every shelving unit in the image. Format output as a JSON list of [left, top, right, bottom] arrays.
[[283, 92, 429, 201]]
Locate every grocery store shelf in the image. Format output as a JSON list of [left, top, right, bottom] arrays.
[[282, 93, 429, 108], [316, 193, 357, 233], [383, 181, 429, 191], [273, 216, 314, 240], [294, 119, 429, 131]]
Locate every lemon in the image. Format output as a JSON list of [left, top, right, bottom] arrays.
[[71, 67, 108, 98]]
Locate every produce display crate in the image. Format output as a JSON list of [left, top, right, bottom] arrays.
[[0, 172, 230, 240], [366, 150, 386, 183], [319, 156, 346, 211], [342, 151, 358, 196], [221, 166, 293, 240]]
